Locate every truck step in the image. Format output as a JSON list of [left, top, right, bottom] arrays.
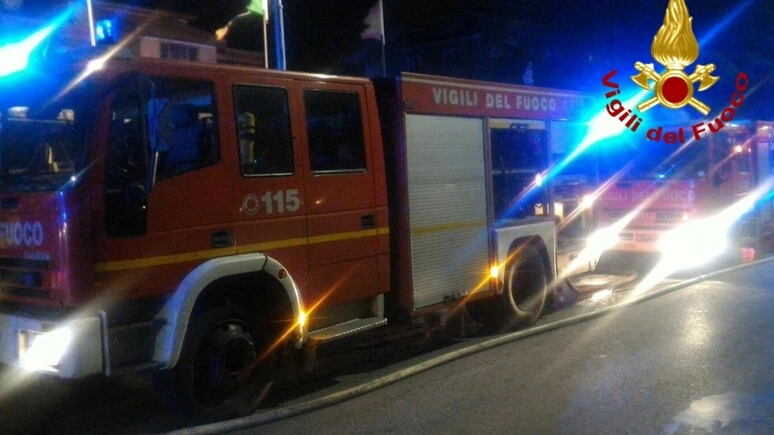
[[307, 317, 387, 343], [105, 361, 165, 377]]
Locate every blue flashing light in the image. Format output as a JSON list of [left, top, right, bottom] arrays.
[[95, 19, 119, 45], [0, 24, 58, 78], [0, 7, 77, 78]]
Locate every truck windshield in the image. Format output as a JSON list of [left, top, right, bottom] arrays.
[[599, 138, 709, 182], [0, 70, 94, 192]]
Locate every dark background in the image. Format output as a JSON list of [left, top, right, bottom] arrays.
[[4, 0, 773, 118]]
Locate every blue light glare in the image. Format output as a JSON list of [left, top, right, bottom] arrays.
[[697, 0, 756, 47], [492, 88, 649, 222], [0, 8, 76, 78], [0, 24, 57, 77], [546, 89, 648, 182], [549, 0, 758, 188]]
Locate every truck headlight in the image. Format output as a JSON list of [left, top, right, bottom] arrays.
[[586, 226, 621, 256], [659, 218, 728, 269], [19, 327, 72, 372]]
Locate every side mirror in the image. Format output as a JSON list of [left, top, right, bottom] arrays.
[[146, 98, 172, 190]]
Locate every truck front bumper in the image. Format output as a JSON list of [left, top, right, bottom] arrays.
[[0, 312, 103, 378]]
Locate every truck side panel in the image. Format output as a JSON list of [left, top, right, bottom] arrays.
[[404, 114, 490, 309]]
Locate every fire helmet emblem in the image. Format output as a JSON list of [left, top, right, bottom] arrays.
[[630, 0, 719, 115]]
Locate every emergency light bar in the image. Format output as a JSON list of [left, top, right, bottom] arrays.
[[95, 19, 119, 45]]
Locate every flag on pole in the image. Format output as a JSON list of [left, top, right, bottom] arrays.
[[361, 0, 386, 75], [216, 0, 266, 42], [215, 0, 271, 67], [247, 0, 269, 20], [361, 0, 384, 40], [523, 61, 534, 86]]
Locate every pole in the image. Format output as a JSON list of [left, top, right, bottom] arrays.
[[263, 13, 269, 67], [274, 0, 286, 70], [86, 0, 96, 46], [378, 0, 386, 76]]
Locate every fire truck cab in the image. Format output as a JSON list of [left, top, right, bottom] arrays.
[[0, 43, 391, 416]]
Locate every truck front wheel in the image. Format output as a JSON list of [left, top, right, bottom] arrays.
[[154, 304, 279, 419]]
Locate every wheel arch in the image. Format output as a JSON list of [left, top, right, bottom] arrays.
[[493, 220, 557, 290], [153, 253, 305, 369]]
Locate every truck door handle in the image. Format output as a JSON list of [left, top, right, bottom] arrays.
[[361, 214, 375, 229], [211, 230, 234, 248]]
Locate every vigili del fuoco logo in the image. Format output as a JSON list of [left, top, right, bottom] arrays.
[[601, 0, 748, 144]]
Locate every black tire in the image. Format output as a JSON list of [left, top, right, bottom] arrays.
[[468, 244, 547, 332], [501, 244, 547, 327], [154, 304, 279, 420]]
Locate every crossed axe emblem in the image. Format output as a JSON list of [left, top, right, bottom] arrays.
[[631, 62, 719, 115]]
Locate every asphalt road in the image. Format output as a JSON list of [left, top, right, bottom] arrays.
[[0, 256, 770, 434], [223, 259, 774, 435]]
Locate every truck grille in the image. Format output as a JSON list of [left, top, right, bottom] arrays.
[[604, 209, 684, 227], [0, 257, 50, 300], [653, 211, 683, 224]]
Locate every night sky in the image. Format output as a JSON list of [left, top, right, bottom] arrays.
[[10, 1, 770, 63], [162, 0, 771, 92], [6, 0, 772, 107]]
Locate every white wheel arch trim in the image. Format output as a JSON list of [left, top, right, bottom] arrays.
[[153, 253, 305, 369]]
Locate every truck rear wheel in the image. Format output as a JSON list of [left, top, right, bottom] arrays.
[[154, 304, 279, 419], [502, 244, 547, 327], [468, 244, 547, 332]]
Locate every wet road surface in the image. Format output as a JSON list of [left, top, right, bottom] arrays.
[[0, 255, 768, 434], [230, 259, 774, 434]]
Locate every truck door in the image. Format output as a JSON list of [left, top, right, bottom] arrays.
[[99, 73, 232, 298], [298, 83, 380, 308], [227, 76, 309, 294]]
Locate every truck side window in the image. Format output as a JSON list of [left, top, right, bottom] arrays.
[[303, 90, 366, 172], [154, 79, 219, 179], [490, 126, 548, 219], [233, 85, 294, 176]]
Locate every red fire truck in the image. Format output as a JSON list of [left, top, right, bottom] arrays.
[[591, 120, 774, 271], [0, 37, 592, 417]]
